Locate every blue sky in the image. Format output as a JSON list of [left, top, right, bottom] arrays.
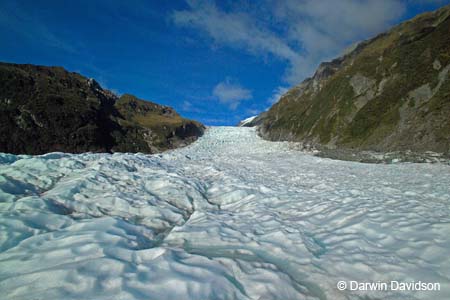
[[1, 0, 449, 125]]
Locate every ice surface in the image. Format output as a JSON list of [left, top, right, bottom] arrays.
[[1, 126, 450, 299]]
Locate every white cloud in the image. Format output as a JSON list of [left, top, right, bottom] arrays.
[[212, 78, 252, 110], [277, 0, 406, 82], [173, 0, 301, 67], [173, 0, 406, 84], [267, 86, 289, 104]]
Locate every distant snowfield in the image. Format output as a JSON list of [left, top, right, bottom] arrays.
[[1, 127, 449, 300], [238, 115, 257, 127]]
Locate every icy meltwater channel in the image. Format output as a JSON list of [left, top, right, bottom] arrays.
[[1, 127, 450, 300]]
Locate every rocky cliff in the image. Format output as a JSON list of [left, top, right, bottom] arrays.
[[0, 63, 204, 155], [258, 5, 450, 155]]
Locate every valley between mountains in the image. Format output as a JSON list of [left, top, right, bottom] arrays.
[[1, 127, 449, 300]]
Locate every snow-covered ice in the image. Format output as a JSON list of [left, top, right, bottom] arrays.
[[1, 126, 450, 299], [238, 116, 257, 127]]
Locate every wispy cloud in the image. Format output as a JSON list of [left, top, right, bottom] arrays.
[[0, 2, 77, 53], [182, 100, 193, 111], [273, 0, 405, 82], [181, 100, 206, 114], [246, 108, 261, 116], [212, 78, 252, 110], [173, 0, 406, 85], [267, 86, 289, 105], [173, 0, 300, 63]]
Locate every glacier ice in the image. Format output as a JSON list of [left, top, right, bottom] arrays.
[[0, 127, 449, 299]]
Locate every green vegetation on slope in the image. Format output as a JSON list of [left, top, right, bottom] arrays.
[[260, 5, 450, 153]]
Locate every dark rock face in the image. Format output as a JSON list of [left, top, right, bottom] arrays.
[[0, 63, 204, 155], [258, 5, 450, 154]]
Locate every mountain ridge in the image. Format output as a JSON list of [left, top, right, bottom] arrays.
[[256, 4, 450, 156], [0, 62, 204, 155]]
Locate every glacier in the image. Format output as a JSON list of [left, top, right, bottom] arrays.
[[0, 126, 449, 300]]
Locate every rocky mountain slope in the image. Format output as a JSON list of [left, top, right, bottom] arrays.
[[258, 5, 450, 155], [0, 62, 204, 154]]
